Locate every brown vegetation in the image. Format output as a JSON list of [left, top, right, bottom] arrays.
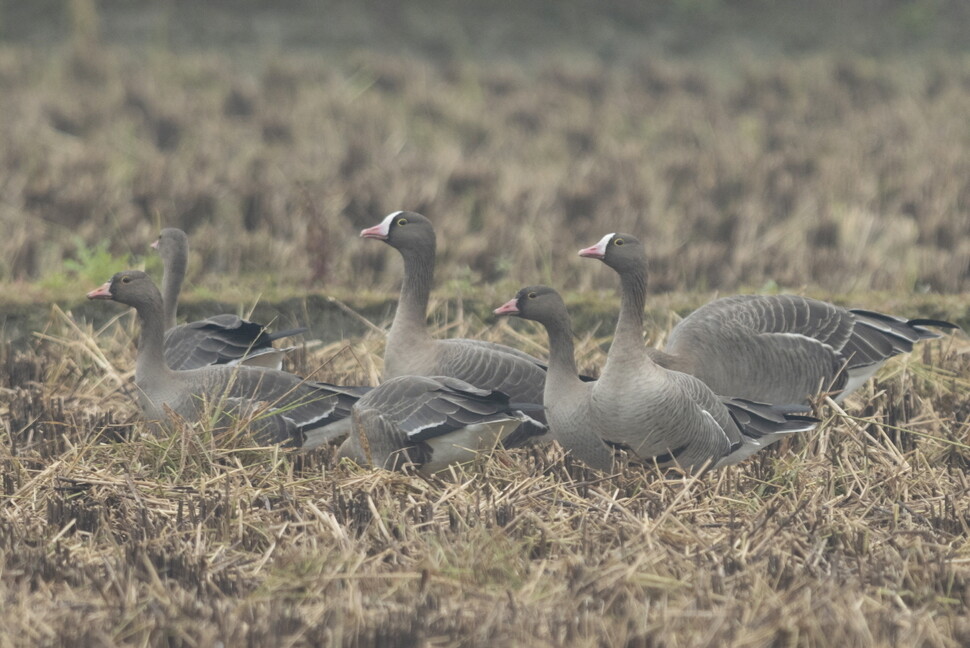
[[0, 6, 969, 301], [1, 302, 969, 646], [1, 3, 969, 646]]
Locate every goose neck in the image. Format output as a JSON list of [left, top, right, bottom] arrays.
[[611, 267, 649, 360], [391, 245, 435, 339], [541, 312, 584, 393], [160, 248, 187, 330], [134, 295, 175, 383]]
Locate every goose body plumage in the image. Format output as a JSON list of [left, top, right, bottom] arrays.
[[338, 375, 544, 473], [88, 270, 366, 448], [580, 232, 957, 404], [661, 295, 956, 403], [361, 211, 550, 436], [495, 287, 815, 472]]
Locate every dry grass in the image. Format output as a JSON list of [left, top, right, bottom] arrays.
[[2, 3, 970, 646], [1, 6, 970, 305], [1, 301, 969, 646]]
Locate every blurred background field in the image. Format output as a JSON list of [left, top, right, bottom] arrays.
[[0, 0, 968, 325], [1, 1, 969, 646]]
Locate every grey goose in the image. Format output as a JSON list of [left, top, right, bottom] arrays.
[[337, 375, 544, 474], [360, 211, 552, 438], [580, 232, 958, 405], [153, 228, 306, 371], [495, 286, 817, 472], [88, 270, 366, 448]]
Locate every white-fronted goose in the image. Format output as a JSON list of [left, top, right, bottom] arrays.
[[579, 232, 958, 404], [360, 211, 551, 436], [495, 286, 817, 472], [337, 375, 544, 473], [88, 270, 366, 448], [153, 228, 306, 371]]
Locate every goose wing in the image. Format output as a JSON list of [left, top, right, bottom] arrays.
[[164, 315, 306, 370], [195, 365, 368, 446]]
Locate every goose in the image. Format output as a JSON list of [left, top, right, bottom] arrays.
[[495, 286, 817, 472], [360, 211, 552, 438], [579, 232, 958, 404], [152, 228, 306, 371], [337, 375, 544, 473], [87, 270, 367, 448]]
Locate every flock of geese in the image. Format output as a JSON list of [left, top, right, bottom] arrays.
[[86, 211, 958, 474]]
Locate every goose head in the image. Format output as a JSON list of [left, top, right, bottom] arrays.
[[87, 270, 163, 309], [579, 232, 647, 276], [151, 227, 188, 262], [360, 211, 436, 255], [494, 285, 567, 326]]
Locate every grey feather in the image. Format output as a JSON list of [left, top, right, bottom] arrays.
[[362, 212, 551, 441], [337, 375, 545, 473], [88, 270, 367, 449], [499, 284, 817, 473], [585, 233, 957, 404]]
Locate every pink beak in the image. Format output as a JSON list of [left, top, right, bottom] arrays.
[[150, 239, 160, 250], [87, 282, 113, 300], [360, 223, 389, 240], [493, 298, 520, 316], [578, 243, 605, 259]]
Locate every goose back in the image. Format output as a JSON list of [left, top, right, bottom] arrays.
[[665, 294, 957, 403], [163, 315, 306, 371], [338, 375, 544, 473]]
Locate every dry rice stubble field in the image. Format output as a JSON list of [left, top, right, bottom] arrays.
[[2, 3, 970, 645], [0, 298, 968, 646], [2, 30, 970, 301]]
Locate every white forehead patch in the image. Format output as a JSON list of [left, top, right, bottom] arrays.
[[580, 232, 615, 257], [598, 232, 616, 249], [372, 211, 402, 235]]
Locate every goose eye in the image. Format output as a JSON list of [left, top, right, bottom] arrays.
[[527, 292, 537, 299], [121, 276, 131, 284], [396, 217, 408, 226], [614, 238, 624, 246]]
